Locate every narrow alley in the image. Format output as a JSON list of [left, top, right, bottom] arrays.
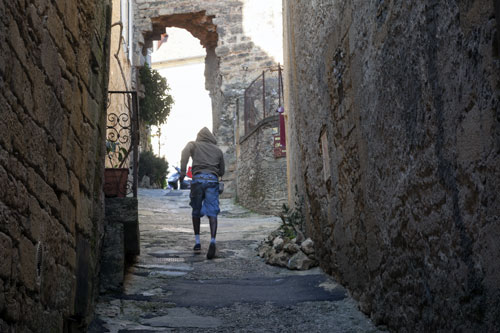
[[2, 1, 499, 331], [90, 189, 379, 332]]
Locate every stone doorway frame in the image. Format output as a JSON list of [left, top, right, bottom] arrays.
[[138, 11, 223, 139]]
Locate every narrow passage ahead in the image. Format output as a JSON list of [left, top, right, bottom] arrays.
[[91, 189, 379, 332]]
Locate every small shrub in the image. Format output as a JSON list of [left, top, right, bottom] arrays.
[[279, 186, 305, 238], [138, 151, 168, 188]]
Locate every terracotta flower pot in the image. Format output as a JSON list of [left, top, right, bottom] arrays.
[[104, 168, 129, 197]]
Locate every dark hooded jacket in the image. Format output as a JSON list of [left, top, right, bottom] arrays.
[[180, 127, 225, 178]]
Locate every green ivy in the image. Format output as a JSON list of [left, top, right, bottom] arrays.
[[139, 63, 174, 127]]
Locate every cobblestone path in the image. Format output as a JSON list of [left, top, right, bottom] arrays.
[[90, 189, 380, 332]]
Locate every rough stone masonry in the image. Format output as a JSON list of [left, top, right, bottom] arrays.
[[283, 0, 500, 331], [0, 0, 111, 331], [238, 115, 288, 215]]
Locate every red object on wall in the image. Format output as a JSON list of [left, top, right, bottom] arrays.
[[274, 135, 286, 158], [272, 111, 286, 158], [104, 168, 129, 197], [279, 113, 286, 146]]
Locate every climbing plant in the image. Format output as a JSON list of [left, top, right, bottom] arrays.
[[279, 185, 305, 239], [139, 63, 174, 127]]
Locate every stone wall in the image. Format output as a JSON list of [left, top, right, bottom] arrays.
[[237, 116, 287, 215], [283, 0, 500, 331], [133, 0, 283, 201], [0, 0, 111, 331]]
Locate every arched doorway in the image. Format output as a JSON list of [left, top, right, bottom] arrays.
[[149, 28, 213, 172]]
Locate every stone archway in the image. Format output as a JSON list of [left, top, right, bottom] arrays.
[[142, 11, 224, 148], [145, 11, 218, 48], [134, 1, 283, 200]]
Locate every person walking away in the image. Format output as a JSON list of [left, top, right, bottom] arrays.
[[180, 127, 225, 259]]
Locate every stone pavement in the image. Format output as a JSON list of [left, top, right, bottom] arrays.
[[90, 189, 381, 332]]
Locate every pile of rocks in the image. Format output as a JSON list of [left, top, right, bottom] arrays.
[[257, 230, 318, 270]]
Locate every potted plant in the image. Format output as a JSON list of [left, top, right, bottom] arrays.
[[104, 140, 130, 197]]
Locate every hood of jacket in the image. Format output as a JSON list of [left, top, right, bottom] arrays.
[[196, 127, 217, 144]]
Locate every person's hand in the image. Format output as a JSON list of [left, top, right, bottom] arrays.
[[179, 175, 185, 184]]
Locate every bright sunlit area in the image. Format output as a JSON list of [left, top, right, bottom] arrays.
[[150, 28, 212, 174], [242, 0, 283, 63]]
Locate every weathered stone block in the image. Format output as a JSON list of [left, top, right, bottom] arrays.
[[48, 149, 70, 193], [18, 236, 36, 291], [67, 246, 77, 271], [47, 102, 69, 152], [300, 238, 314, 255], [60, 77, 74, 112], [53, 0, 64, 15], [77, 41, 91, 84], [99, 221, 124, 293], [59, 193, 76, 236], [27, 4, 42, 40], [258, 243, 272, 259], [79, 84, 91, 122], [0, 279, 4, 313], [11, 58, 33, 113], [62, 129, 84, 179], [27, 197, 45, 241], [232, 41, 253, 53], [0, 232, 12, 279], [63, 0, 78, 39], [40, 254, 56, 306], [33, 0, 50, 14], [47, 6, 64, 49], [7, 16, 27, 62], [7, 108, 28, 158], [62, 34, 77, 74], [267, 250, 288, 267], [82, 143, 98, 194], [283, 242, 300, 254], [31, 67, 51, 127], [215, 45, 230, 56], [25, 120, 49, 177], [0, 0, 4, 22], [4, 287, 20, 322], [0, 165, 30, 214], [88, 70, 104, 103], [42, 257, 76, 311], [105, 197, 140, 257], [0, 135, 6, 162], [41, 30, 62, 86], [69, 170, 80, 203], [272, 236, 284, 252], [27, 167, 59, 212], [69, 100, 84, 140], [287, 251, 315, 271]]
